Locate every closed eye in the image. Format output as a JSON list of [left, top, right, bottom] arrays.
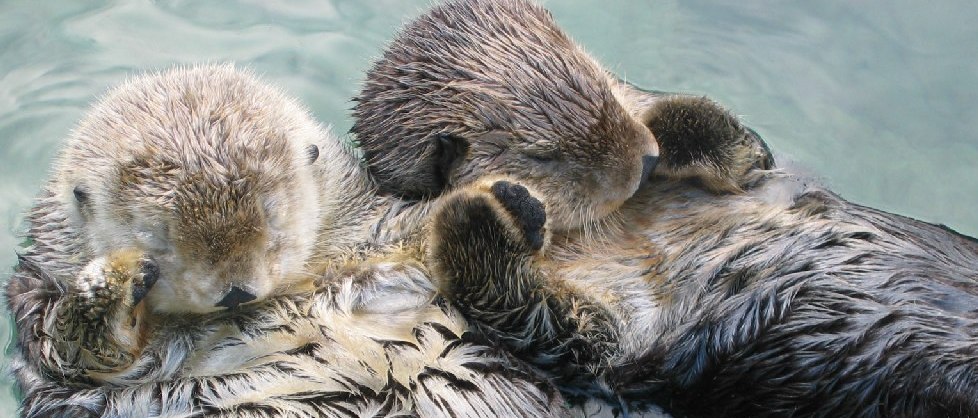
[[527, 153, 554, 162], [523, 146, 560, 162]]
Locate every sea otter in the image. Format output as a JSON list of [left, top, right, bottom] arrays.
[[353, 0, 978, 417], [4, 64, 569, 418]]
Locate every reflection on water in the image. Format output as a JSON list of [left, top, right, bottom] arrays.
[[1, 0, 976, 413]]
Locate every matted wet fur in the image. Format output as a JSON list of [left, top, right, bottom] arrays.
[[353, 1, 978, 417], [4, 65, 568, 418], [431, 165, 978, 417], [432, 161, 978, 418]]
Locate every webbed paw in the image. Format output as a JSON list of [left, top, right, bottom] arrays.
[[65, 249, 158, 367], [490, 181, 547, 252], [430, 177, 550, 264], [644, 95, 775, 193], [75, 250, 158, 320], [427, 178, 550, 306]]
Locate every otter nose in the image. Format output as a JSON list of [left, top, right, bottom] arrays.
[[216, 286, 257, 309], [639, 155, 659, 188]]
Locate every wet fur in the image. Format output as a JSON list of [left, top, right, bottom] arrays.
[[351, 0, 658, 231], [433, 171, 978, 417], [10, 251, 564, 418], [354, 1, 978, 417], [4, 65, 567, 418]]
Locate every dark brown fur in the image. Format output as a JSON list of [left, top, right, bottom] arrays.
[[641, 94, 774, 192], [354, 1, 978, 417], [352, 0, 658, 231]]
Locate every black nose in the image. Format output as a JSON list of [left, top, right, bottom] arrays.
[[639, 155, 659, 187], [216, 286, 257, 309]]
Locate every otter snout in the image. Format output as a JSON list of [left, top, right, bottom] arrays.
[[639, 155, 658, 188], [216, 285, 257, 309]]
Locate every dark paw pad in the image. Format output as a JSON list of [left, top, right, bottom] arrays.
[[490, 181, 546, 251], [132, 257, 159, 305]]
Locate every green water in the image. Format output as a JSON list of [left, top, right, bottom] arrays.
[[2, 0, 976, 414]]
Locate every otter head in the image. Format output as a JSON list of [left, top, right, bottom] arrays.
[[62, 65, 326, 314], [351, 0, 658, 230]]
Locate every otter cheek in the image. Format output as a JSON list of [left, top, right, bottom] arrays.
[[269, 248, 296, 279], [583, 169, 621, 206], [272, 254, 305, 289], [144, 280, 173, 313], [580, 168, 631, 224], [250, 276, 274, 303]]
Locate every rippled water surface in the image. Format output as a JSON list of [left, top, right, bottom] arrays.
[[2, 0, 976, 413]]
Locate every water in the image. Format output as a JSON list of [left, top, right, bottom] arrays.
[[1, 0, 976, 414]]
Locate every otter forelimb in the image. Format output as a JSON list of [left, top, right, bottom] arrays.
[[428, 180, 620, 386]]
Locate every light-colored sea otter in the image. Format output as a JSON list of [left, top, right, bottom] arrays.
[[5, 64, 569, 418], [354, 1, 978, 417]]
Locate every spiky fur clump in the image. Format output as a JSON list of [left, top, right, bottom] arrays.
[[13, 252, 566, 417], [4, 64, 569, 418], [350, 1, 978, 417], [432, 161, 978, 417]]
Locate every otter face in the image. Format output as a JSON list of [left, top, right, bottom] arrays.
[[352, 0, 658, 230], [72, 146, 321, 314], [62, 65, 325, 314]]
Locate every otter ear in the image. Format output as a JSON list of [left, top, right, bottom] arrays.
[[305, 144, 320, 165], [433, 133, 470, 193], [361, 132, 471, 199], [73, 185, 90, 206], [73, 185, 93, 220]]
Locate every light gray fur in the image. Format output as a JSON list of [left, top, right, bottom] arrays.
[[5, 64, 568, 418]]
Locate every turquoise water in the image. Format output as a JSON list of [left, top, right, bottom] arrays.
[[1, 0, 976, 414]]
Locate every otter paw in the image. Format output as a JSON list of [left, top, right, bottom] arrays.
[[646, 95, 775, 193], [59, 250, 158, 369], [73, 250, 158, 329], [131, 256, 160, 305], [489, 181, 547, 251]]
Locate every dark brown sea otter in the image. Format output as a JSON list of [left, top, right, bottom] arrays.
[[354, 1, 978, 417]]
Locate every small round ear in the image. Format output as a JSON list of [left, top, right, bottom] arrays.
[[73, 185, 90, 206], [745, 127, 775, 170], [361, 131, 470, 199], [434, 133, 469, 192], [305, 144, 320, 165], [73, 184, 93, 220]]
